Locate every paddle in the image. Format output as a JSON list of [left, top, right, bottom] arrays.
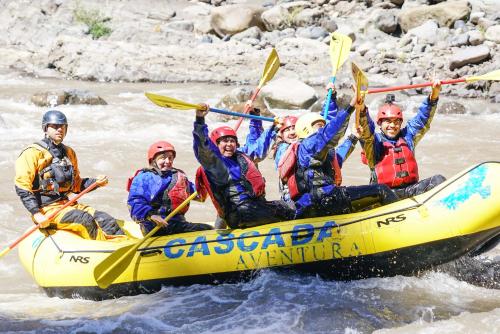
[[94, 191, 198, 289], [351, 62, 368, 129], [145, 93, 277, 123], [323, 32, 352, 120], [233, 48, 280, 131], [0, 181, 100, 259], [367, 69, 500, 94]]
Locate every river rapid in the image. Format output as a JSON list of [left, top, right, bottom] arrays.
[[0, 72, 499, 333]]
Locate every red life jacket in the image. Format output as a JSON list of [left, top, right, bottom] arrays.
[[277, 142, 342, 200], [374, 138, 419, 188], [127, 168, 191, 215], [195, 153, 265, 217]]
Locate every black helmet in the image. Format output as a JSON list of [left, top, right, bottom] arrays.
[[42, 110, 68, 131]]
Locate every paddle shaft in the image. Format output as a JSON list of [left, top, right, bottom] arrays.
[[368, 78, 465, 94], [323, 77, 337, 120], [0, 181, 99, 258], [233, 51, 280, 131], [211, 106, 274, 123], [233, 87, 261, 131], [135, 193, 198, 242]]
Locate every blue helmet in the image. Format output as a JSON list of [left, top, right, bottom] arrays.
[[42, 110, 67, 131]]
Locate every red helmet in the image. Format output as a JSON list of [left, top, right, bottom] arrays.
[[210, 126, 238, 144], [377, 104, 403, 124], [147, 141, 176, 163], [279, 116, 298, 134]]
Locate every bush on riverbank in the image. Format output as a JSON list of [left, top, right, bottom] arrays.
[[74, 5, 112, 39]]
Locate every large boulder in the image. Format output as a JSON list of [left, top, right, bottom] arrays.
[[467, 30, 485, 46], [484, 25, 500, 43], [261, 5, 290, 31], [398, 0, 471, 32], [31, 89, 107, 107], [488, 82, 500, 103], [449, 45, 490, 70], [293, 7, 323, 27], [261, 2, 314, 31], [215, 87, 272, 119], [295, 26, 328, 40], [469, 0, 499, 20], [260, 77, 318, 110], [210, 5, 265, 37], [438, 101, 467, 114], [406, 20, 439, 44], [231, 26, 263, 42], [376, 12, 399, 34]]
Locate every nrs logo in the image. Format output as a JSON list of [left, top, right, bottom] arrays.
[[69, 255, 90, 264], [376, 213, 406, 228]]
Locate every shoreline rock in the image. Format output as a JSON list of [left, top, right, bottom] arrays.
[[0, 0, 497, 102]]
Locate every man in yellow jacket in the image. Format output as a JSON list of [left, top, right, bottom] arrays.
[[14, 110, 124, 240]]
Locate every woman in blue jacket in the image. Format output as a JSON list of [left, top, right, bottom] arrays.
[[127, 141, 212, 236]]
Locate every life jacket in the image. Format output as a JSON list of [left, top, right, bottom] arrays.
[[195, 152, 265, 218], [374, 137, 419, 188], [278, 142, 342, 201], [127, 168, 191, 215], [30, 141, 75, 195]]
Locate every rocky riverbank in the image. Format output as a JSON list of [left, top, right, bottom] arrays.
[[0, 0, 498, 103]]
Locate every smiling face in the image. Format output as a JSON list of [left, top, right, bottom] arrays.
[[380, 117, 403, 138], [45, 124, 67, 144], [217, 136, 237, 157], [153, 151, 175, 171], [281, 125, 298, 144]]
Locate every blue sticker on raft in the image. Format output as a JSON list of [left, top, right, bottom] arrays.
[[32, 235, 44, 249], [440, 165, 491, 210]]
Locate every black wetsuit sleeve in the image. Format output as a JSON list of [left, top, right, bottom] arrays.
[[80, 178, 97, 192], [15, 186, 40, 215]]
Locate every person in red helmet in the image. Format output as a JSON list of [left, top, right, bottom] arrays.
[[193, 106, 295, 229], [359, 81, 446, 198], [127, 140, 212, 236]]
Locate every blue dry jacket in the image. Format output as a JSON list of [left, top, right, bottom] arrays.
[[293, 106, 354, 216], [273, 94, 357, 169], [127, 169, 195, 223], [360, 97, 439, 168], [241, 118, 276, 162]]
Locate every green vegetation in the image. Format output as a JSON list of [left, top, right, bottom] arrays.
[[74, 5, 112, 39]]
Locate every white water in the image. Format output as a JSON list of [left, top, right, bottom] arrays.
[[0, 72, 499, 333]]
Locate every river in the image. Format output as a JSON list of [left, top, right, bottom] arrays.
[[0, 72, 499, 333]]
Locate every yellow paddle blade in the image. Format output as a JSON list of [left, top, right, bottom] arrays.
[[466, 69, 500, 83], [330, 32, 352, 76], [94, 192, 198, 289], [352, 62, 368, 129], [258, 48, 280, 88], [93, 240, 144, 289], [351, 62, 368, 101], [145, 92, 205, 111]]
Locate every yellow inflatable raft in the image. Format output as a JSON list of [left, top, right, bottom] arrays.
[[18, 162, 500, 300]]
